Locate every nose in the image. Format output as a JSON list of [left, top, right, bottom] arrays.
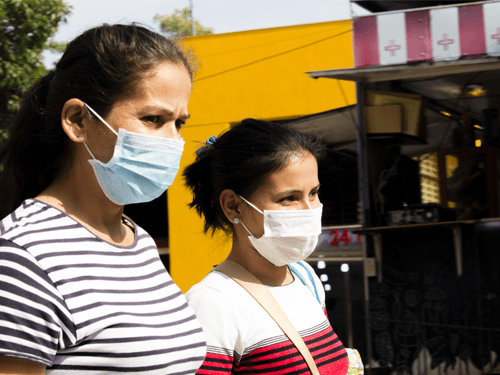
[[299, 199, 313, 210], [161, 121, 183, 140], [299, 196, 321, 210]]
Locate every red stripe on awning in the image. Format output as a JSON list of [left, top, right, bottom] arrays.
[[353, 16, 380, 67], [406, 10, 432, 62], [459, 4, 486, 57]]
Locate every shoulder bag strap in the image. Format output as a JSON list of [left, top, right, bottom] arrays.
[[215, 260, 321, 375]]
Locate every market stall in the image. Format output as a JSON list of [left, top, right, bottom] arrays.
[[307, 2, 500, 374]]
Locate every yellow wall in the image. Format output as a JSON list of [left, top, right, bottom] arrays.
[[169, 20, 355, 292]]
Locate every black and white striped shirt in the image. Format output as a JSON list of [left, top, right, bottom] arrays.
[[0, 199, 206, 374]]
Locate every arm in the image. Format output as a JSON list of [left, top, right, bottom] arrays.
[[0, 240, 70, 369], [0, 356, 46, 375]]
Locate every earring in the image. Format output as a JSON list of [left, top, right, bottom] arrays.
[[233, 218, 240, 224]]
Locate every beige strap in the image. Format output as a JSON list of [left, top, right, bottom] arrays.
[[215, 260, 321, 375]]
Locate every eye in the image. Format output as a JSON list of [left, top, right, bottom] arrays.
[[309, 188, 320, 199], [279, 195, 295, 204], [142, 115, 161, 124], [175, 119, 186, 129]]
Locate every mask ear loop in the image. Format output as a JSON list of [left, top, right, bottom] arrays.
[[82, 102, 119, 161], [240, 221, 256, 238], [83, 142, 97, 160], [238, 195, 264, 215], [237, 195, 264, 238], [84, 102, 118, 136]]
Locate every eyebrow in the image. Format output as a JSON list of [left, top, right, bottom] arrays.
[[137, 105, 190, 119], [276, 183, 321, 197]]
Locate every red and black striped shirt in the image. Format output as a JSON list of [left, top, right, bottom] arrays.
[[187, 261, 349, 374]]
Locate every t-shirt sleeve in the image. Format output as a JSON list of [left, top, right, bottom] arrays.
[[186, 283, 243, 374], [0, 239, 75, 366]]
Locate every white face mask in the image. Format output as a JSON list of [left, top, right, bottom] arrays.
[[238, 196, 323, 267]]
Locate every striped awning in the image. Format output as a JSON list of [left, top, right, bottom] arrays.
[[353, 1, 500, 67]]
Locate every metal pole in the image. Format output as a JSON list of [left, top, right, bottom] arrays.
[[343, 266, 354, 348], [356, 81, 374, 374], [190, 0, 195, 36], [356, 81, 370, 228]]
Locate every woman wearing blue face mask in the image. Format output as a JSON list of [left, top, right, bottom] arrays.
[[184, 119, 364, 375], [0, 24, 206, 374]]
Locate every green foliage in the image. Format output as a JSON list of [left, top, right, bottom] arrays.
[[154, 7, 213, 38], [46, 38, 67, 53], [0, 0, 70, 156], [0, 0, 71, 115]]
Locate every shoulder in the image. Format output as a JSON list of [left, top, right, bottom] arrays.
[[0, 200, 62, 283], [186, 269, 259, 331], [0, 199, 80, 245], [186, 271, 244, 348], [0, 237, 42, 274], [0, 204, 45, 277], [0, 235, 66, 305], [0, 199, 45, 236], [186, 270, 241, 307]]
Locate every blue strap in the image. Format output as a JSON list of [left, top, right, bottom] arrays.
[[288, 261, 321, 305]]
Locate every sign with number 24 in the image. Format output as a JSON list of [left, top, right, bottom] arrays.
[[329, 228, 362, 246]]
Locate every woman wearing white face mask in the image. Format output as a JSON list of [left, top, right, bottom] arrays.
[[0, 24, 206, 374], [184, 119, 363, 375]]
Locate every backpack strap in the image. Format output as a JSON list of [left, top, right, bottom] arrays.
[[288, 261, 321, 305], [215, 260, 321, 375]]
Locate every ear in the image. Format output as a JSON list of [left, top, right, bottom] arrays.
[[220, 189, 243, 224], [61, 98, 91, 143]]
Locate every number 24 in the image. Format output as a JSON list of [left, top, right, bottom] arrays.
[[329, 229, 361, 246]]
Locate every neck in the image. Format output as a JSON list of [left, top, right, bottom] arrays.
[[227, 231, 293, 286], [36, 162, 130, 245]]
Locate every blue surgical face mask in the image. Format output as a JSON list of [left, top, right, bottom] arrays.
[[83, 103, 185, 205]]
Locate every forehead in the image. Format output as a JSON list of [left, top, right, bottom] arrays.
[[257, 152, 319, 193], [111, 61, 192, 110]]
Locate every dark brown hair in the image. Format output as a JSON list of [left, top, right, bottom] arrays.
[[183, 119, 326, 236], [0, 24, 193, 218]]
